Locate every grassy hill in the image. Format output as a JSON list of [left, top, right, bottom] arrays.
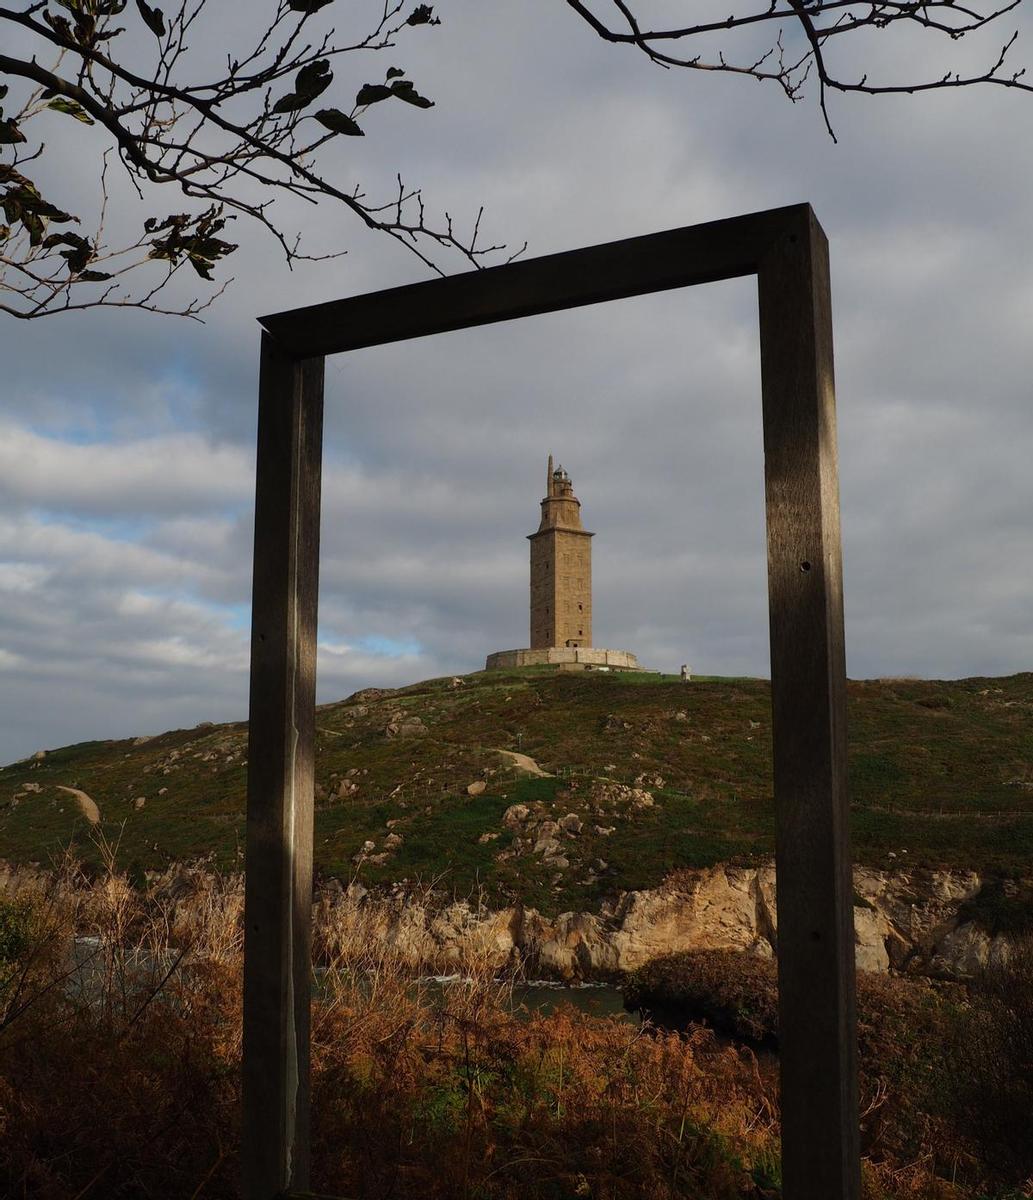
[[2, 667, 1032, 915]]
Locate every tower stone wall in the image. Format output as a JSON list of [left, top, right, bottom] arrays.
[[528, 457, 593, 649], [484, 455, 642, 673]]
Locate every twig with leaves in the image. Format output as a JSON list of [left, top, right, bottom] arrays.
[[0, 0, 519, 319]]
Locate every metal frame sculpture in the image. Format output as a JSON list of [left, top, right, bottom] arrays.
[[243, 202, 859, 1200]]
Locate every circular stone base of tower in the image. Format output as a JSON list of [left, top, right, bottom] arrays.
[[485, 647, 642, 671]]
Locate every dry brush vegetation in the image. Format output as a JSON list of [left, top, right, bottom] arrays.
[[2, 849, 1031, 1199]]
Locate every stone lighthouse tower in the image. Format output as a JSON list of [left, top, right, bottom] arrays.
[[484, 457, 641, 672], [529, 456, 593, 649]]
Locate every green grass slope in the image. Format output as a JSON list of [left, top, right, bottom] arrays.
[[2, 668, 1032, 915]]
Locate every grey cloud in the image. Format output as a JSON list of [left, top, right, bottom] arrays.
[[2, 0, 1033, 761]]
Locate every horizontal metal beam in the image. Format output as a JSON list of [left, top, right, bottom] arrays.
[[260, 204, 808, 358]]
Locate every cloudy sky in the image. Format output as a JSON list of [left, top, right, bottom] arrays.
[[2, 1, 1032, 765]]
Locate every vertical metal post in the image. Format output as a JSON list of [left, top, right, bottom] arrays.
[[758, 210, 859, 1200], [242, 332, 324, 1200]]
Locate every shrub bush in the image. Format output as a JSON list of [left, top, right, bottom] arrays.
[[624, 948, 1028, 1190]]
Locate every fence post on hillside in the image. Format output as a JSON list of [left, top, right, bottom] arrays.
[[242, 332, 324, 1200], [758, 209, 859, 1200]]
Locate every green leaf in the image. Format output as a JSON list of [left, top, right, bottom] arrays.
[[295, 58, 332, 97], [406, 5, 439, 25], [135, 0, 166, 37], [287, 0, 334, 10], [0, 225, 10, 242], [46, 97, 96, 125], [355, 83, 392, 107], [314, 108, 364, 136], [273, 58, 332, 114], [41, 231, 93, 273], [0, 119, 26, 145], [147, 206, 237, 279], [42, 231, 89, 250], [144, 212, 189, 234], [188, 254, 214, 280], [77, 269, 113, 281], [386, 67, 405, 80], [390, 79, 433, 108], [21, 209, 45, 246], [9, 186, 74, 222], [43, 12, 74, 40], [0, 86, 8, 102], [189, 237, 236, 259], [272, 92, 306, 115]]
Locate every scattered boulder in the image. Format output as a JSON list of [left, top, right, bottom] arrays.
[[503, 803, 530, 827], [466, 780, 487, 797], [385, 715, 427, 739], [558, 813, 583, 835], [533, 821, 561, 856], [348, 687, 395, 704], [55, 785, 100, 825], [634, 772, 665, 790], [133, 797, 146, 810]]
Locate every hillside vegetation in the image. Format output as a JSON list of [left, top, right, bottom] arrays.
[[2, 668, 1032, 916]]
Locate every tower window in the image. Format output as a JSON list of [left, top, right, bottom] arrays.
[[578, 629, 583, 636], [578, 603, 583, 611]]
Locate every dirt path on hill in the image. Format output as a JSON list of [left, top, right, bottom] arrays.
[[56, 786, 101, 825], [494, 750, 552, 778]]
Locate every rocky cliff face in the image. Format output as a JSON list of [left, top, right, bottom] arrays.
[[313, 862, 1014, 981], [0, 859, 1015, 982]]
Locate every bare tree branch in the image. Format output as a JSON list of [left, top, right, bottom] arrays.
[[3, 0, 1028, 318], [0, 0, 513, 319], [565, 0, 1032, 130]]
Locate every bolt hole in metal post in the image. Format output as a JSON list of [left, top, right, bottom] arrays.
[[800, 560, 812, 572]]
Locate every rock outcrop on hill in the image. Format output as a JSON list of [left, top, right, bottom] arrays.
[[312, 862, 1014, 980], [0, 858, 1015, 982]]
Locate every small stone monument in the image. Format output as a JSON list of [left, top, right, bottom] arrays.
[[681, 664, 691, 682]]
